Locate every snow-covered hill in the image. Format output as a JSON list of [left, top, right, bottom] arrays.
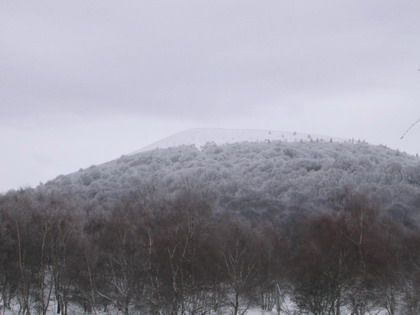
[[2, 130, 420, 315], [41, 134, 420, 225], [135, 128, 344, 153]]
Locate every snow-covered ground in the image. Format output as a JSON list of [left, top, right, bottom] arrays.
[[0, 304, 389, 315], [134, 128, 344, 153]]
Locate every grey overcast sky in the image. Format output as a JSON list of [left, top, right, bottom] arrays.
[[1, 0, 420, 192]]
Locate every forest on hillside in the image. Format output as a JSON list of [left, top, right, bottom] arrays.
[[1, 141, 420, 314], [0, 189, 420, 315], [45, 141, 420, 224], [3, 0, 419, 313]]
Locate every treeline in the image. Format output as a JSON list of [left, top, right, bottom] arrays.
[[1, 189, 420, 315], [47, 141, 420, 221]]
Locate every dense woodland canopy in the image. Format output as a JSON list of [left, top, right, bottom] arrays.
[[46, 140, 420, 221], [1, 140, 420, 314]]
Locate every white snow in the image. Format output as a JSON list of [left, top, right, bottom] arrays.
[[133, 128, 344, 154]]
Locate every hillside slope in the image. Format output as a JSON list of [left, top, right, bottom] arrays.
[[2, 132, 420, 314], [44, 137, 420, 224]]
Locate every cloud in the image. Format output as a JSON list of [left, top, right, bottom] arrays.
[[0, 0, 420, 190], [1, 0, 419, 119]]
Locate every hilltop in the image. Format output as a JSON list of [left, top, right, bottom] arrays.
[[36, 130, 420, 224], [135, 128, 344, 153]]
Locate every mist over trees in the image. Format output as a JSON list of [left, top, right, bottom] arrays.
[[1, 140, 420, 314]]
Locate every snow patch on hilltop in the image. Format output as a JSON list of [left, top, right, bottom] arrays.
[[135, 128, 344, 153]]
